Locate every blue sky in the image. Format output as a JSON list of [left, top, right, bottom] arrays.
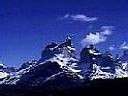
[[0, 0, 128, 67]]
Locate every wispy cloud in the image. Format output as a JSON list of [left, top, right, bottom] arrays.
[[109, 46, 115, 51], [81, 26, 113, 47], [120, 42, 128, 50], [63, 14, 98, 22], [101, 26, 114, 35]]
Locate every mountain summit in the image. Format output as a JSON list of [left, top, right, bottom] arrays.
[[0, 36, 83, 88]]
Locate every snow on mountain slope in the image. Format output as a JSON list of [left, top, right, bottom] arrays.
[[115, 67, 128, 78], [0, 60, 38, 84], [0, 72, 9, 79], [0, 37, 84, 86], [91, 63, 128, 80], [1, 55, 82, 85], [91, 64, 115, 80], [79, 44, 128, 80], [1, 38, 128, 86], [49, 54, 83, 79], [0, 63, 12, 80]]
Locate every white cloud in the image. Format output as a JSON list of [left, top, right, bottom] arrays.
[[101, 26, 114, 35], [109, 46, 115, 51], [81, 26, 113, 47], [81, 32, 106, 46], [63, 14, 98, 22], [64, 14, 70, 18], [120, 42, 128, 50]]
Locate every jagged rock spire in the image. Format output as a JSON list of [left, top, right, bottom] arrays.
[[80, 44, 101, 63], [79, 44, 101, 79], [40, 36, 75, 61]]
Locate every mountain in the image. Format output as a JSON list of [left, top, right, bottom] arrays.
[[0, 36, 83, 88], [0, 63, 17, 80], [1, 37, 128, 84], [79, 44, 128, 80], [79, 44, 102, 79], [0, 37, 128, 96]]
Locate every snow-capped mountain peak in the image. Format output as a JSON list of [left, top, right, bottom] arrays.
[[1, 37, 128, 87]]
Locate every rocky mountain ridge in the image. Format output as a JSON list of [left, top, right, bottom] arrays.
[[0, 36, 128, 89]]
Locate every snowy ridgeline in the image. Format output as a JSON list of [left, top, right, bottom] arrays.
[[91, 63, 128, 80], [0, 37, 128, 85]]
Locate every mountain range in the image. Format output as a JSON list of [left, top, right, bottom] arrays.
[[0, 36, 128, 96]]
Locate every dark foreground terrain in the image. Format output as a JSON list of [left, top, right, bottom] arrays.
[[0, 78, 128, 96]]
